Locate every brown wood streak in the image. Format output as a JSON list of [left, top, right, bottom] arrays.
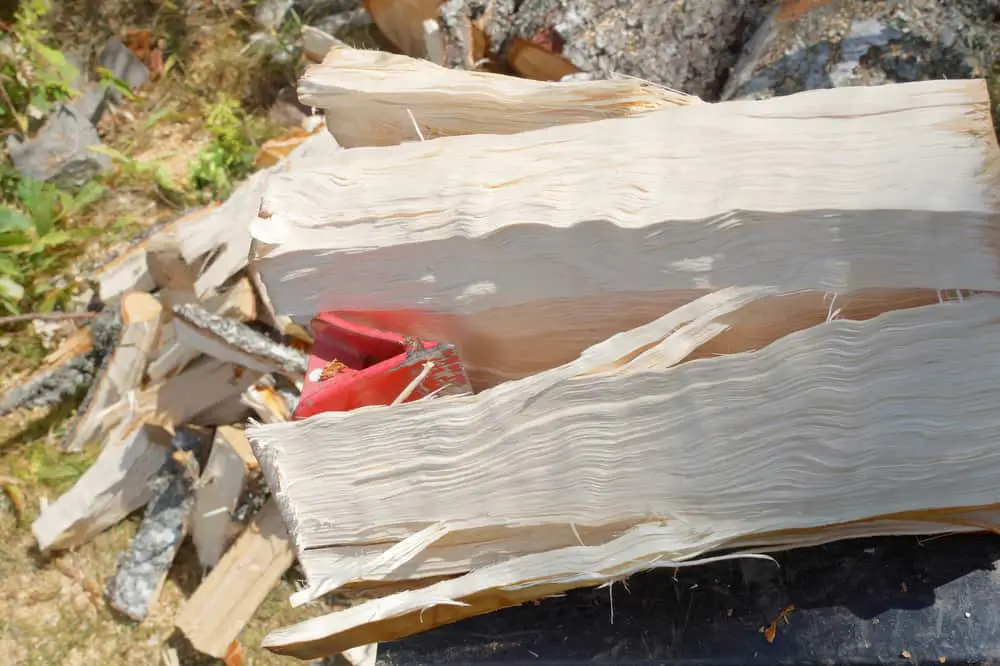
[[776, 0, 838, 22]]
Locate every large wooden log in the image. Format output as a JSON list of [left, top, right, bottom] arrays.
[[252, 79, 1000, 388], [297, 43, 697, 148], [254, 294, 1000, 657], [251, 288, 975, 590]]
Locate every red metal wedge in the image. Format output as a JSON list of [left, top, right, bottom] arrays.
[[293, 312, 473, 420]]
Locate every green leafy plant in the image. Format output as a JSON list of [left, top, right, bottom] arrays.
[[190, 94, 257, 199], [0, 169, 105, 315], [0, 0, 79, 134]]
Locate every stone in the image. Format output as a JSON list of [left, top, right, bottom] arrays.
[[7, 105, 112, 191], [507, 0, 773, 100], [97, 37, 149, 101], [67, 84, 110, 126], [721, 0, 1000, 101]]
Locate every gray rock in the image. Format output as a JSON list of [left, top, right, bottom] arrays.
[[97, 37, 149, 101], [7, 105, 112, 191], [67, 84, 110, 126], [721, 0, 1000, 101], [507, 0, 773, 100]]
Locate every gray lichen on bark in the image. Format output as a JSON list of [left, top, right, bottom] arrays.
[[172, 302, 308, 377], [722, 0, 1000, 101], [507, 0, 772, 99], [0, 310, 122, 417], [105, 427, 203, 622]]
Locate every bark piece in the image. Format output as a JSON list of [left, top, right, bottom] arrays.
[[171, 303, 308, 379], [106, 427, 204, 622], [33, 421, 173, 552], [296, 42, 697, 148], [722, 0, 1000, 101], [0, 310, 121, 416], [174, 498, 295, 658], [256, 295, 1000, 656], [62, 292, 163, 452], [508, 0, 772, 99], [192, 426, 259, 571], [252, 79, 1000, 389]]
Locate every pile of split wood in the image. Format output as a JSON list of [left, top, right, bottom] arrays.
[[8, 33, 1000, 664]]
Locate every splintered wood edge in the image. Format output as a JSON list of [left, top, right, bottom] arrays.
[[33, 420, 174, 552], [62, 292, 163, 452], [175, 499, 294, 658]]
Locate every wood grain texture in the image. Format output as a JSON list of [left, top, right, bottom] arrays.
[[251, 295, 1000, 591], [175, 499, 294, 658], [296, 42, 696, 148], [257, 296, 1000, 656], [253, 79, 1000, 387]]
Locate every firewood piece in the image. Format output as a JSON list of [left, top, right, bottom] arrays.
[[62, 292, 163, 452], [147, 276, 258, 382], [32, 421, 173, 552], [259, 296, 1000, 656], [251, 294, 1000, 593], [0, 310, 121, 417], [192, 426, 259, 571], [252, 79, 1000, 388], [93, 206, 217, 304], [303, 25, 341, 63], [364, 0, 442, 59], [171, 303, 308, 379], [175, 498, 295, 658], [297, 42, 697, 148], [506, 38, 578, 81], [99, 359, 260, 431], [106, 427, 204, 622]]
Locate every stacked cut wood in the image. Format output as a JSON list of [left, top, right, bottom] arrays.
[[5, 28, 1000, 664], [245, 44, 1000, 661]]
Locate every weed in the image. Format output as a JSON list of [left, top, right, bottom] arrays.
[[0, 166, 106, 315], [88, 144, 188, 206], [0, 0, 79, 134], [190, 93, 258, 199]]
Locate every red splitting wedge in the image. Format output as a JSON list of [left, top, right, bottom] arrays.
[[293, 312, 473, 420]]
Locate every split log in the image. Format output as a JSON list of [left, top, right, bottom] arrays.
[[256, 295, 1000, 656], [147, 276, 258, 382], [192, 426, 259, 571], [506, 38, 578, 81], [0, 310, 121, 417], [251, 79, 1000, 388], [93, 206, 217, 304], [62, 292, 162, 452], [171, 303, 308, 380], [297, 43, 696, 149], [32, 421, 173, 552], [106, 427, 204, 621], [99, 359, 260, 430], [174, 498, 295, 658]]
